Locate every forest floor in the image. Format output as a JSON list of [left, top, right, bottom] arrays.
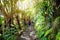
[[18, 25, 38, 40]]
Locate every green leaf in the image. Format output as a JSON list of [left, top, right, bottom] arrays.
[[41, 37, 48, 40], [56, 32, 60, 40], [44, 28, 52, 37]]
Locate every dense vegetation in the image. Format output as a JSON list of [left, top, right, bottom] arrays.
[[0, 0, 60, 40]]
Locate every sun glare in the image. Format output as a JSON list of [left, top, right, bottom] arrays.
[[16, 0, 34, 10]]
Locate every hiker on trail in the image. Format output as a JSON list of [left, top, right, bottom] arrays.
[[28, 20, 31, 27], [27, 16, 32, 27]]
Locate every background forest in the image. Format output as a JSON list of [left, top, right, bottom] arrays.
[[0, 0, 60, 40]]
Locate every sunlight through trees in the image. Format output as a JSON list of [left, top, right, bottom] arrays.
[[0, 0, 60, 40]]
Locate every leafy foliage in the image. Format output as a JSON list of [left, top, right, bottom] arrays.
[[34, 0, 60, 40], [0, 0, 60, 40]]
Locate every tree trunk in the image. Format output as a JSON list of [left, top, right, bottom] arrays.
[[16, 15, 21, 30]]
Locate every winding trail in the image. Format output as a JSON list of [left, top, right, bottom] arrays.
[[18, 25, 38, 40]]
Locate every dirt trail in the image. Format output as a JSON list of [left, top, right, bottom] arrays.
[[18, 26, 38, 40]]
